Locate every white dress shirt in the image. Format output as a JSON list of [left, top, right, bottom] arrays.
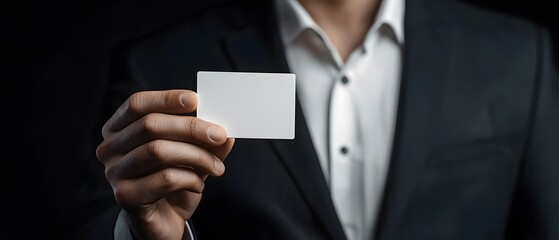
[[275, 0, 404, 239], [116, 0, 404, 239]]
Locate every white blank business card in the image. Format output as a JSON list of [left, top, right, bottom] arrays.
[[197, 71, 296, 139]]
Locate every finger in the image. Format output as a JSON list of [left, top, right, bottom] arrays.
[[213, 138, 236, 161], [105, 139, 225, 180], [96, 114, 228, 162], [102, 90, 198, 138], [114, 167, 204, 207], [202, 138, 235, 182]]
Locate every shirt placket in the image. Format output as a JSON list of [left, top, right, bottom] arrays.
[[316, 31, 365, 240]]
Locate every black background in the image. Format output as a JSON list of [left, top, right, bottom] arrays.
[[9, 0, 558, 239]]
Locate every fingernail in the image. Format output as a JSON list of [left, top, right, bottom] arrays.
[[179, 94, 185, 107], [179, 93, 197, 110], [207, 126, 225, 143], [214, 157, 225, 175]]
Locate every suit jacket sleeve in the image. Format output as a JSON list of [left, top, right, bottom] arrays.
[[507, 27, 559, 240]]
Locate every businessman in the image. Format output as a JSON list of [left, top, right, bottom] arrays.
[[61, 0, 558, 239]]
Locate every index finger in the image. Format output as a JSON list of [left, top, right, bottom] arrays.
[[102, 90, 197, 138]]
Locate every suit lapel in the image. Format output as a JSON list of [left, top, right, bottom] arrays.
[[375, 0, 456, 239], [221, 2, 347, 240]]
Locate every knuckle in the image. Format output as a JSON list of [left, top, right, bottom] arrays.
[[96, 142, 109, 162], [145, 140, 166, 160], [113, 184, 131, 207], [127, 92, 144, 115], [188, 117, 198, 138], [101, 123, 110, 139], [104, 166, 114, 181], [139, 114, 161, 136], [158, 169, 177, 189], [163, 91, 174, 108]]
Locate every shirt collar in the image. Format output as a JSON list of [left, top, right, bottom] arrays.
[[375, 0, 405, 44], [275, 0, 405, 46]]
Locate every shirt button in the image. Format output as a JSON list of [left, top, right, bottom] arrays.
[[341, 76, 349, 85], [340, 146, 349, 154]]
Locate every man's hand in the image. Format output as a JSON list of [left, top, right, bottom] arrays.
[[96, 90, 235, 240]]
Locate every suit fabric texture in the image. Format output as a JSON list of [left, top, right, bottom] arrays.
[[65, 0, 559, 239]]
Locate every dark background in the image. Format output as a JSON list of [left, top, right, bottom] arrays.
[[11, 0, 557, 239], [12, 0, 558, 75], [10, 1, 123, 239]]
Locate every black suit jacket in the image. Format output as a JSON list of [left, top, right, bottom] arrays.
[[48, 0, 557, 239]]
